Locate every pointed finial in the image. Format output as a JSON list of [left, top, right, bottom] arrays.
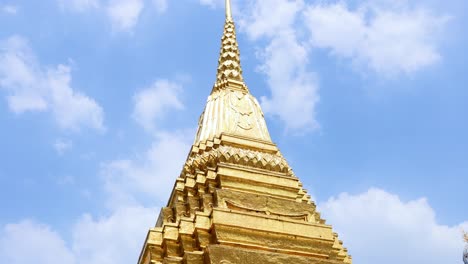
[[226, 0, 233, 21], [212, 0, 246, 92]]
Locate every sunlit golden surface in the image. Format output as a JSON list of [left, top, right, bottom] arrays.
[[137, 1, 351, 263]]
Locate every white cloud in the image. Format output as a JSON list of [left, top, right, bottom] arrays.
[[0, 36, 47, 112], [100, 130, 192, 207], [3, 188, 466, 264], [320, 188, 468, 264], [69, 78, 190, 259], [58, 175, 76, 185], [2, 130, 191, 264], [304, 2, 449, 76], [238, 0, 319, 132], [58, 0, 148, 32], [107, 0, 144, 32], [132, 79, 184, 132], [0, 220, 76, 264], [0, 207, 157, 264], [258, 30, 319, 132], [54, 139, 73, 155], [2, 128, 175, 263], [202, 0, 449, 132], [58, 0, 169, 32], [58, 0, 99, 12], [49, 65, 105, 131], [239, 0, 304, 40], [0, 36, 105, 132], [1, 5, 18, 14], [75, 74, 190, 258], [72, 206, 157, 264], [198, 0, 224, 9], [152, 0, 167, 13]]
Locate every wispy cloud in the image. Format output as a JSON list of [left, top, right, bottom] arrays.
[[57, 175, 75, 185], [58, 0, 169, 33], [204, 0, 450, 133], [106, 0, 144, 32], [1, 4, 18, 14], [58, 0, 99, 12], [0, 220, 76, 264], [0, 36, 105, 132], [2, 188, 466, 264], [239, 0, 319, 133], [100, 130, 192, 208], [304, 2, 450, 76], [198, 0, 223, 9], [132, 79, 184, 133], [72, 205, 157, 264], [0, 128, 192, 264], [152, 0, 168, 14], [257, 30, 320, 132], [54, 139, 73, 155], [0, 208, 156, 264], [320, 188, 468, 264]]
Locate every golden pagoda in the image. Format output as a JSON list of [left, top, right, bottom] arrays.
[[138, 1, 351, 263]]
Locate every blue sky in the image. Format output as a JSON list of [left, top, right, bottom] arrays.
[[0, 0, 467, 263]]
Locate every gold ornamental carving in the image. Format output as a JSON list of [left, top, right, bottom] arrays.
[[137, 1, 352, 263], [183, 144, 292, 175], [229, 91, 254, 131], [194, 89, 272, 145]]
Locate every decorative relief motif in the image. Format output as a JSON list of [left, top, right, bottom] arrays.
[[215, 189, 322, 223], [194, 89, 272, 145], [229, 91, 254, 131], [162, 207, 175, 223], [183, 145, 293, 175], [225, 200, 309, 221]]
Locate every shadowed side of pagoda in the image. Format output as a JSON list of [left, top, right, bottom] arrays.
[[137, 1, 351, 263]]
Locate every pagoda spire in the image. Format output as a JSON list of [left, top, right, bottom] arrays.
[[137, 2, 353, 263], [226, 0, 233, 21], [214, 0, 245, 91], [191, 0, 272, 144]]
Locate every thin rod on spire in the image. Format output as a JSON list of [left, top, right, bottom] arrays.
[[226, 0, 233, 21]]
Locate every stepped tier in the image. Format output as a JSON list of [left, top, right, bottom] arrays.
[[137, 0, 351, 263]]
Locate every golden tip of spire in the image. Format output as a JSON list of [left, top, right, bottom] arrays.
[[226, 0, 233, 21]]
